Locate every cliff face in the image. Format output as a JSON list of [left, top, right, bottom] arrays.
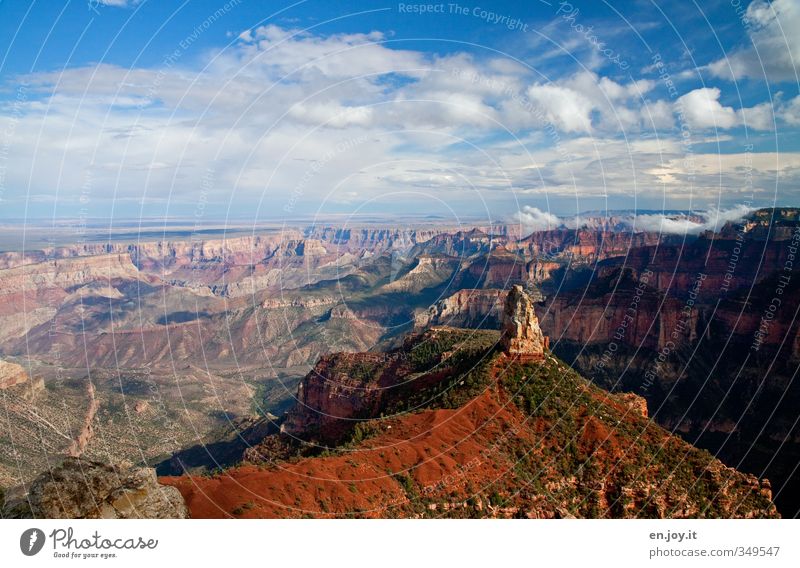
[[164, 327, 778, 519], [0, 233, 304, 271], [0, 253, 141, 292], [0, 254, 147, 344], [516, 229, 668, 263], [0, 229, 443, 297], [414, 288, 506, 330], [538, 268, 696, 351], [596, 235, 796, 296], [280, 351, 406, 443], [459, 249, 528, 288], [410, 229, 496, 258], [304, 226, 448, 252]]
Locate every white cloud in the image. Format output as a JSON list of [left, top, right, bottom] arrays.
[[642, 99, 676, 130], [778, 94, 800, 125], [236, 25, 422, 80], [525, 84, 594, 133], [737, 101, 775, 130], [0, 24, 796, 217], [708, 0, 800, 82], [288, 102, 374, 128], [513, 205, 756, 236], [632, 205, 756, 234], [676, 88, 739, 129], [512, 206, 562, 234], [675, 87, 775, 131]]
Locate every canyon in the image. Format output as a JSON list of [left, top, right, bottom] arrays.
[[1, 208, 798, 517]]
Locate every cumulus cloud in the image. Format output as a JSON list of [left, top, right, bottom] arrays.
[[708, 0, 800, 82], [520, 71, 663, 133], [676, 87, 775, 130], [677, 88, 739, 129], [738, 101, 775, 130], [525, 84, 594, 133], [513, 206, 562, 233]]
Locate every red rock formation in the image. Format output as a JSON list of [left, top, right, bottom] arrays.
[[281, 352, 398, 442], [597, 236, 797, 296], [280, 328, 499, 444], [516, 229, 667, 263], [461, 250, 527, 288], [163, 341, 777, 519]]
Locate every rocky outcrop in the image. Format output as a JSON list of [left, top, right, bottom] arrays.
[[527, 258, 562, 283], [3, 457, 188, 519], [280, 328, 500, 444], [67, 382, 99, 457], [501, 285, 547, 358], [0, 359, 28, 389], [619, 393, 649, 418]]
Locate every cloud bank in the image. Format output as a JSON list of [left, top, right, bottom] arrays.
[[512, 205, 756, 236], [631, 205, 756, 234]]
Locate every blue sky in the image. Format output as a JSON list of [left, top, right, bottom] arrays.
[[0, 0, 798, 223]]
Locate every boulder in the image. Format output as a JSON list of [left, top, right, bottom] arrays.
[[0, 359, 28, 389], [3, 457, 188, 519]]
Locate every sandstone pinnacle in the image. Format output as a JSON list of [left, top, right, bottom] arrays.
[[501, 285, 546, 358]]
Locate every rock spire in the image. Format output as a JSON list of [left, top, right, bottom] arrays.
[[501, 285, 547, 358]]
